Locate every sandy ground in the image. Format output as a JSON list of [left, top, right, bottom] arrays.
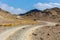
[[0, 21, 59, 40]]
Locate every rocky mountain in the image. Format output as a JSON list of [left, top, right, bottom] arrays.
[[0, 8, 60, 40], [19, 7, 60, 23], [0, 8, 38, 26], [0, 8, 23, 26], [0, 7, 60, 26]]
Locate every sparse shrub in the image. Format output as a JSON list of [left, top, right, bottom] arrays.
[[55, 24, 60, 26], [2, 24, 13, 26], [58, 20, 60, 22], [33, 19, 37, 21], [26, 15, 29, 16]]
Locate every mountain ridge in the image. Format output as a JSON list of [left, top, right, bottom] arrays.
[[0, 7, 60, 26], [19, 7, 60, 23]]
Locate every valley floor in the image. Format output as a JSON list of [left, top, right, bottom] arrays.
[[0, 21, 59, 40]]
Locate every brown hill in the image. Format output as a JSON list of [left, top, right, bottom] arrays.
[[19, 7, 60, 23], [0, 8, 38, 26], [0, 7, 60, 26], [0, 8, 23, 26]]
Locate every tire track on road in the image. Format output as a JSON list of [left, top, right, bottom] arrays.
[[7, 21, 58, 40]]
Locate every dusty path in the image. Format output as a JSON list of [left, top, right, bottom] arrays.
[[0, 25, 30, 40], [0, 21, 58, 40], [6, 21, 58, 40]]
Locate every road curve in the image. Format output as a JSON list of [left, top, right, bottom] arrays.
[[5, 21, 58, 40], [0, 25, 30, 40]]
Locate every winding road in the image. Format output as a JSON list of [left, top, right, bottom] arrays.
[[0, 21, 58, 40]]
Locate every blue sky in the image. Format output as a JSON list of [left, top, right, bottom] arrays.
[[0, 0, 60, 14]]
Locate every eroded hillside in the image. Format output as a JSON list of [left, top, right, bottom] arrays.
[[0, 7, 60, 40], [19, 7, 60, 23], [0, 8, 39, 26]]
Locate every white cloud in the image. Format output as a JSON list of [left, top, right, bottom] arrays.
[[34, 2, 60, 10], [0, 2, 26, 14]]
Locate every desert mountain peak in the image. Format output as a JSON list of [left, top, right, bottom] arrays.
[[19, 9, 42, 16], [19, 7, 60, 23]]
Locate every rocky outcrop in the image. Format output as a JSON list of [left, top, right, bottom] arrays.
[[19, 7, 60, 22]]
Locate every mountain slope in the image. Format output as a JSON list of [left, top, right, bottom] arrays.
[[19, 7, 60, 23], [0, 8, 23, 26], [0, 8, 39, 26]]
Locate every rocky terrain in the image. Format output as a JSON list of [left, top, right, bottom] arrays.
[[19, 7, 60, 23], [0, 7, 60, 40], [0, 8, 39, 26], [0, 8, 20, 26]]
